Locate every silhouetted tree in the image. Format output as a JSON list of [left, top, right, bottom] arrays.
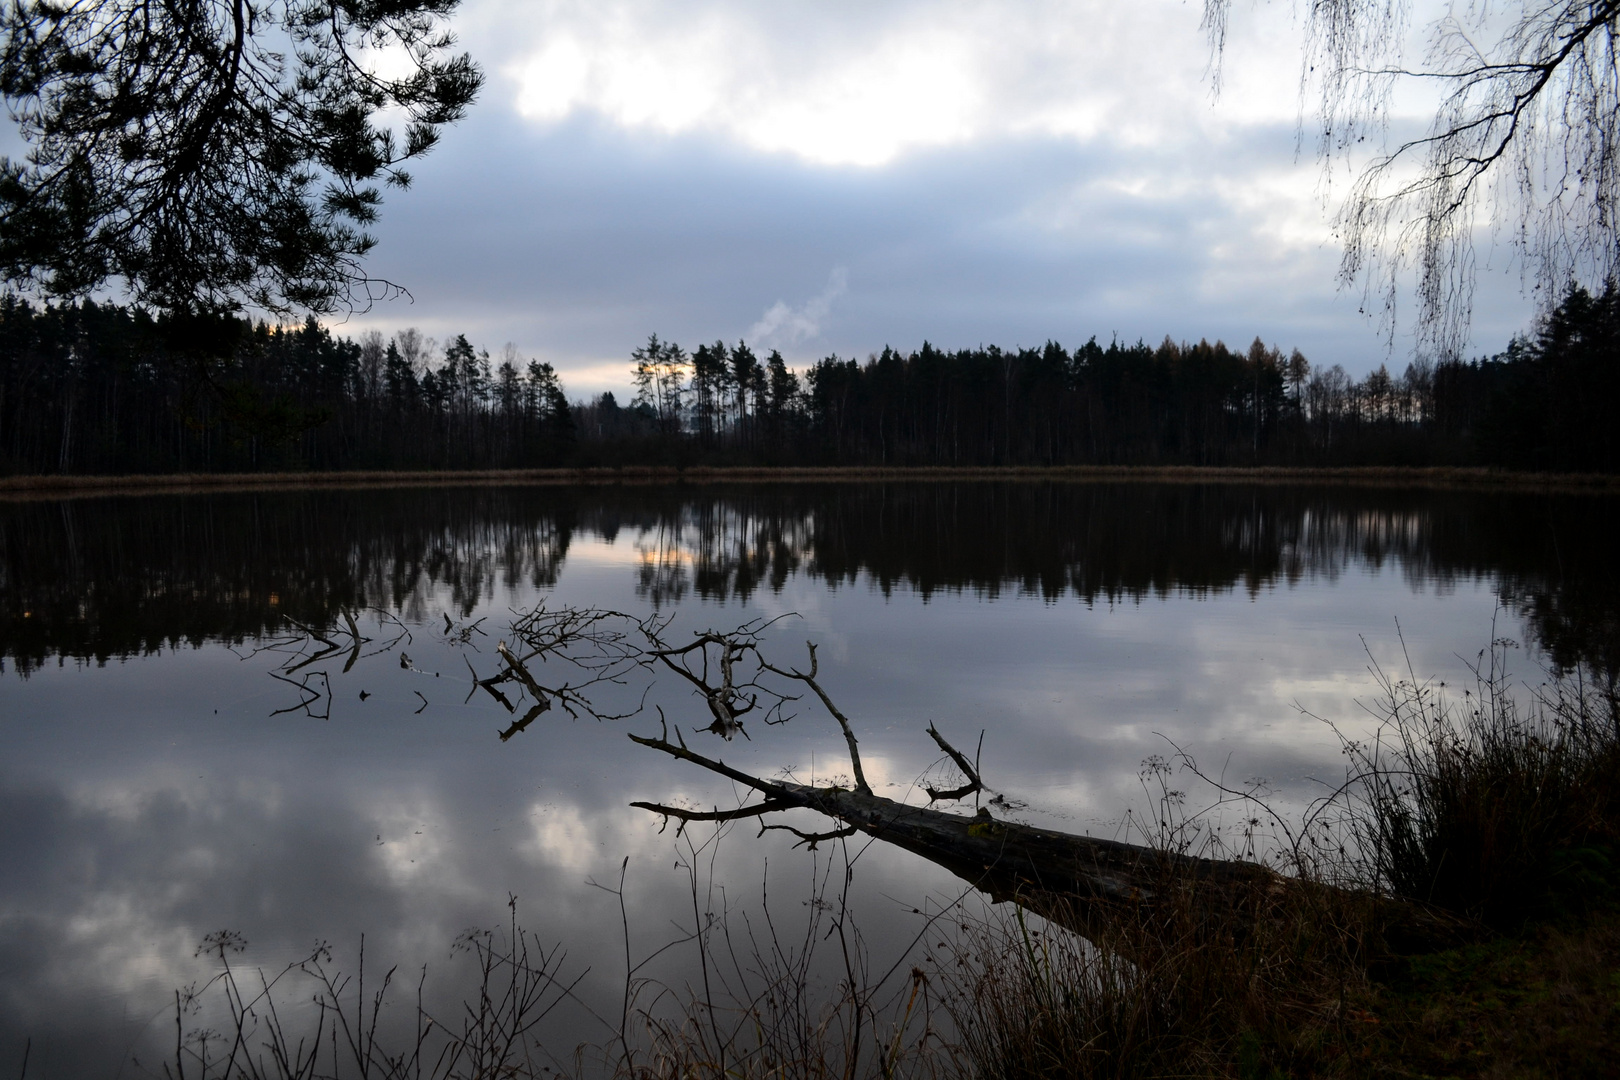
[[1204, 0, 1620, 359], [0, 0, 481, 317]]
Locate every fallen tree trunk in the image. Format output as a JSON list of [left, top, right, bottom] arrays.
[[471, 615, 1461, 952], [628, 720, 1285, 946], [628, 633, 1278, 925], [628, 722, 1473, 958]]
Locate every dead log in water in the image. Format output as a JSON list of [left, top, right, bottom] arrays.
[[627, 631, 1467, 953], [631, 724, 1277, 913], [626, 632, 1291, 943]]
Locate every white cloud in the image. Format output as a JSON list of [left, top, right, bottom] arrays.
[[492, 0, 1249, 167], [748, 267, 848, 349]]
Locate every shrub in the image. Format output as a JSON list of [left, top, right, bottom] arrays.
[[1344, 639, 1620, 928]]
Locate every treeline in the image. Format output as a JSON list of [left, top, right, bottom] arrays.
[[0, 299, 576, 473], [1, 283, 1614, 474], [613, 282, 1615, 471]]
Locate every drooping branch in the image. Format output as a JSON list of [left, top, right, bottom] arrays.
[[1203, 0, 1620, 357]]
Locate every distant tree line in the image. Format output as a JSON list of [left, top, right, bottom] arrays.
[[586, 281, 1615, 472], [0, 283, 1613, 475], [0, 300, 575, 473]]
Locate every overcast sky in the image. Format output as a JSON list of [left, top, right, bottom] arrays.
[[345, 0, 1538, 399]]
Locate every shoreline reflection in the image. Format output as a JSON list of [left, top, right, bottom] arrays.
[[4, 482, 1615, 675]]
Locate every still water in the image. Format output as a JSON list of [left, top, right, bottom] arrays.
[[1, 480, 1615, 1075]]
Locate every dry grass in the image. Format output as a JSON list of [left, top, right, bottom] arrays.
[[1339, 640, 1620, 928], [928, 644, 1620, 1078], [933, 883, 1376, 1080]]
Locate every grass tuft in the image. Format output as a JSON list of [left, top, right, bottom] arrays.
[[1343, 639, 1620, 928]]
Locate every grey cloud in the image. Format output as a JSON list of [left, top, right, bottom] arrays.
[[347, 104, 1532, 399]]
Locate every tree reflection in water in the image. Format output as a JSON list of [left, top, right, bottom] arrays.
[[2, 481, 1615, 680]]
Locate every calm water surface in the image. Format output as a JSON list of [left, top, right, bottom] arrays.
[[1, 481, 1615, 1075]]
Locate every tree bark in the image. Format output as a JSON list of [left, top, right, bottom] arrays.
[[629, 727, 1283, 942]]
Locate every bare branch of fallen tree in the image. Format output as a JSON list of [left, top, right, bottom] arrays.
[[628, 799, 793, 831], [499, 702, 548, 743], [924, 722, 984, 803], [270, 670, 332, 719], [643, 616, 800, 741], [760, 641, 872, 795], [281, 617, 346, 673], [497, 640, 554, 712], [466, 606, 655, 727], [244, 608, 407, 672], [464, 654, 515, 711]]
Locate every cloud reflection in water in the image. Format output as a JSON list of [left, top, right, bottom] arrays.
[[1, 480, 1614, 1074]]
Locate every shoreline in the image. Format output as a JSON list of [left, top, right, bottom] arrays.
[[2, 463, 1618, 500]]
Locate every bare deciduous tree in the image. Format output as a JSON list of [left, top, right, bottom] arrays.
[[1207, 0, 1620, 358]]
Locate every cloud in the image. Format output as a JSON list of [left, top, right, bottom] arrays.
[[487, 0, 1236, 167], [747, 267, 848, 350], [334, 0, 1537, 395]]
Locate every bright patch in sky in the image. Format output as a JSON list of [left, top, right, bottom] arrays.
[[514, 29, 985, 166], [344, 0, 1537, 393], [496, 1, 1254, 167]]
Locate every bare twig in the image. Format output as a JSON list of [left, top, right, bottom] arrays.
[[760, 822, 862, 850], [270, 670, 331, 719], [762, 641, 871, 794], [642, 616, 801, 740], [923, 723, 984, 802], [498, 702, 547, 743]]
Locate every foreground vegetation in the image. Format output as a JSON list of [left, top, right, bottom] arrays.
[[2, 282, 1615, 476], [146, 636, 1620, 1079]]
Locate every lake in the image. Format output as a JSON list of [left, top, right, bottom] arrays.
[[2, 479, 1615, 1075]]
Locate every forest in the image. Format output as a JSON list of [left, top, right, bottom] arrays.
[[0, 282, 1613, 475]]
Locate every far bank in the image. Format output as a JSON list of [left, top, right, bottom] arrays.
[[3, 464, 1619, 502]]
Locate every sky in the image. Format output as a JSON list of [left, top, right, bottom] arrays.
[[343, 0, 1540, 400]]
